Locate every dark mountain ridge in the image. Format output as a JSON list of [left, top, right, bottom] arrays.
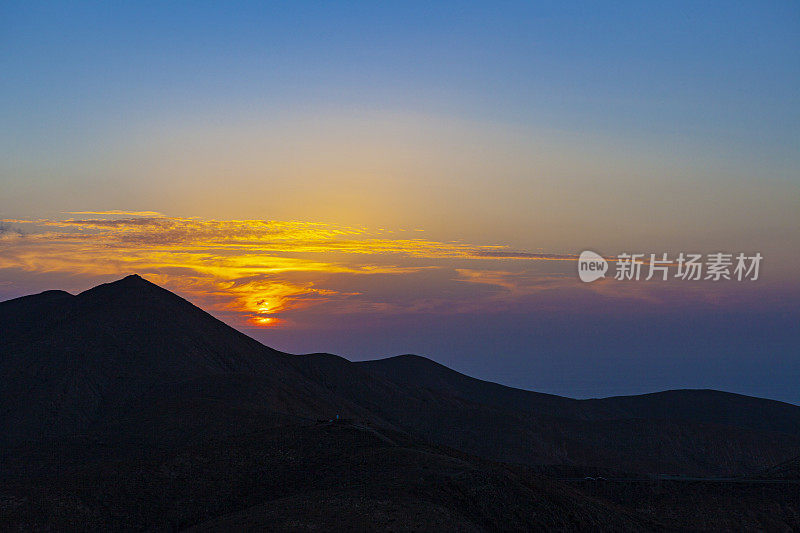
[[3, 275, 799, 474], [2, 275, 799, 529], [0, 275, 351, 447], [360, 354, 800, 436]]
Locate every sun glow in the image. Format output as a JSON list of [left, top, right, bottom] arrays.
[[0, 213, 578, 328]]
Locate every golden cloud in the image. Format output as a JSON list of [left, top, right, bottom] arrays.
[[0, 214, 575, 326]]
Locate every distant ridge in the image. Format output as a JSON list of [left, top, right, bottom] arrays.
[[359, 354, 800, 436], [2, 275, 799, 478]]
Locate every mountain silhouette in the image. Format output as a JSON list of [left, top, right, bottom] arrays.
[[2, 275, 799, 529], [0, 274, 343, 446], [360, 353, 800, 435]]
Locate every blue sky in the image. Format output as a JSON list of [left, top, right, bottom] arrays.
[[1, 1, 798, 401], [3, 1, 797, 165]]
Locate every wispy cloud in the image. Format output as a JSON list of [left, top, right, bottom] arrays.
[[0, 214, 577, 326], [2, 213, 782, 327], [64, 210, 166, 217]]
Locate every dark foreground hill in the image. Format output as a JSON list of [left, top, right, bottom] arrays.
[[2, 421, 654, 531], [1, 275, 798, 530]]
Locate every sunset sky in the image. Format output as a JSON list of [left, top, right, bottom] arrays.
[[1, 2, 798, 401]]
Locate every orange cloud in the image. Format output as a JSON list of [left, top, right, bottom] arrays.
[[0, 215, 574, 327], [64, 210, 166, 217]]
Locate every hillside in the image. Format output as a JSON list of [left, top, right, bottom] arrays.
[[360, 354, 800, 436], [1, 275, 799, 529]]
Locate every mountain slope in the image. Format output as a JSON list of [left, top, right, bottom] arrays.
[[756, 455, 800, 479], [2, 276, 799, 478], [0, 275, 350, 446], [1, 421, 654, 531], [2, 275, 800, 528], [360, 354, 800, 436]]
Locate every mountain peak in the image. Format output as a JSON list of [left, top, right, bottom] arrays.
[[70, 274, 201, 318], [79, 274, 162, 296], [118, 273, 153, 285]]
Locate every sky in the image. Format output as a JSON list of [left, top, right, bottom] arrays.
[[1, 2, 799, 402]]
